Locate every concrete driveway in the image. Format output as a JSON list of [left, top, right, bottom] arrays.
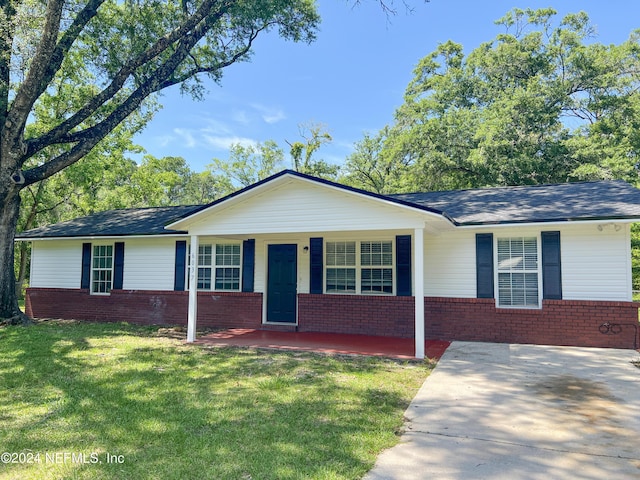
[[365, 342, 640, 480]]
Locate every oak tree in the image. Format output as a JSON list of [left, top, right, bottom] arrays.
[[0, 0, 319, 323], [344, 8, 640, 192]]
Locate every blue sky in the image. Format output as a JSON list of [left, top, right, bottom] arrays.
[[133, 1, 640, 172]]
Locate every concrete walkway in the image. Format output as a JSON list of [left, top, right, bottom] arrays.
[[365, 342, 640, 480]]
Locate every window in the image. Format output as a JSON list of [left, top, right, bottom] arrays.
[[197, 245, 213, 290], [326, 242, 356, 293], [497, 237, 539, 307], [189, 243, 241, 291], [215, 244, 241, 290], [92, 245, 113, 294], [361, 241, 393, 293], [325, 240, 393, 294]]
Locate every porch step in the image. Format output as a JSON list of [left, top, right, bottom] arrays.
[[260, 324, 298, 333]]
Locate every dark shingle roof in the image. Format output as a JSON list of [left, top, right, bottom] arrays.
[[16, 205, 201, 239], [388, 180, 640, 225], [16, 177, 640, 239]]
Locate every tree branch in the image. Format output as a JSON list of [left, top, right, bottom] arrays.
[[25, 0, 229, 160], [6, 0, 65, 150], [23, 9, 223, 185], [0, 0, 16, 132], [159, 25, 263, 88]]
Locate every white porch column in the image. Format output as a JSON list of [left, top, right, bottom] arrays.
[[187, 234, 199, 343], [414, 227, 425, 359]]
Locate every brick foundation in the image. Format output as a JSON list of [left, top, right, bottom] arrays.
[[297, 294, 415, 337], [26, 288, 262, 329], [25, 289, 639, 349], [425, 297, 639, 349]]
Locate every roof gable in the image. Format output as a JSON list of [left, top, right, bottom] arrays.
[[166, 170, 446, 232]]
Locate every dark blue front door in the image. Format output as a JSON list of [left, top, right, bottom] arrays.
[[266, 244, 297, 323]]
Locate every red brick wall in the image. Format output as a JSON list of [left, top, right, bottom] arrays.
[[26, 288, 639, 348], [298, 294, 415, 337], [26, 288, 262, 329], [425, 297, 639, 349], [196, 291, 262, 329]]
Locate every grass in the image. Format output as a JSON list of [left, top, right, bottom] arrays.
[[0, 321, 433, 480]]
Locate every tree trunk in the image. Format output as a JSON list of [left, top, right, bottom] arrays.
[[0, 185, 29, 324]]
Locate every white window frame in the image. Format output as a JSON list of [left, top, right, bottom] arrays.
[[495, 235, 542, 309], [188, 241, 242, 292], [91, 244, 114, 295], [324, 239, 395, 295], [214, 243, 242, 291]]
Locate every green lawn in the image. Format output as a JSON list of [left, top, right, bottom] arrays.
[[0, 321, 433, 480]]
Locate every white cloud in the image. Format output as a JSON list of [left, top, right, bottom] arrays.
[[202, 135, 258, 150], [153, 134, 175, 147], [231, 109, 250, 125], [159, 116, 260, 153], [250, 103, 286, 124], [200, 118, 233, 135], [173, 128, 197, 148]]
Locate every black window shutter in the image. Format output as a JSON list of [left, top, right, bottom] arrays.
[[396, 235, 412, 296], [541, 231, 562, 300], [476, 233, 494, 298], [242, 239, 255, 292], [113, 242, 125, 290], [174, 240, 187, 291], [81, 243, 92, 289], [309, 237, 323, 294]]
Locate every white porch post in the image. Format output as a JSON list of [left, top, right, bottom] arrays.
[[187, 234, 199, 343], [414, 227, 425, 359]]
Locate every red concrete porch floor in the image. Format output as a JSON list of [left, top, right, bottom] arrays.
[[194, 329, 450, 360]]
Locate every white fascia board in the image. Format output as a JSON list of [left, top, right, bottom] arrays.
[[455, 218, 638, 230], [16, 234, 190, 242]]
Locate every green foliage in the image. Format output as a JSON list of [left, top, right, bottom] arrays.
[[343, 8, 640, 192], [210, 123, 340, 187], [0, 321, 432, 479], [287, 122, 339, 178], [211, 140, 286, 187]]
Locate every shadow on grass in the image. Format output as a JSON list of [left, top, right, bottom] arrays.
[[0, 321, 429, 479]]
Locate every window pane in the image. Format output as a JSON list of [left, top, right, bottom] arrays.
[[361, 241, 393, 267], [326, 268, 356, 293], [92, 245, 113, 294], [198, 267, 212, 290], [362, 268, 393, 294], [523, 238, 538, 269], [199, 244, 212, 266], [215, 267, 240, 291], [326, 242, 356, 267], [497, 237, 538, 307], [215, 244, 241, 266]]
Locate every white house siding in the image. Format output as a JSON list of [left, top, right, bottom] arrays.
[[423, 223, 633, 302], [30, 240, 82, 289], [424, 231, 476, 298], [561, 223, 632, 301], [27, 222, 633, 303], [123, 237, 180, 291], [185, 179, 445, 236]]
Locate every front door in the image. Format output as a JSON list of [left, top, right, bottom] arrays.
[[266, 244, 298, 323]]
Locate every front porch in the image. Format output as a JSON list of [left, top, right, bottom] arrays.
[[194, 328, 451, 360]]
